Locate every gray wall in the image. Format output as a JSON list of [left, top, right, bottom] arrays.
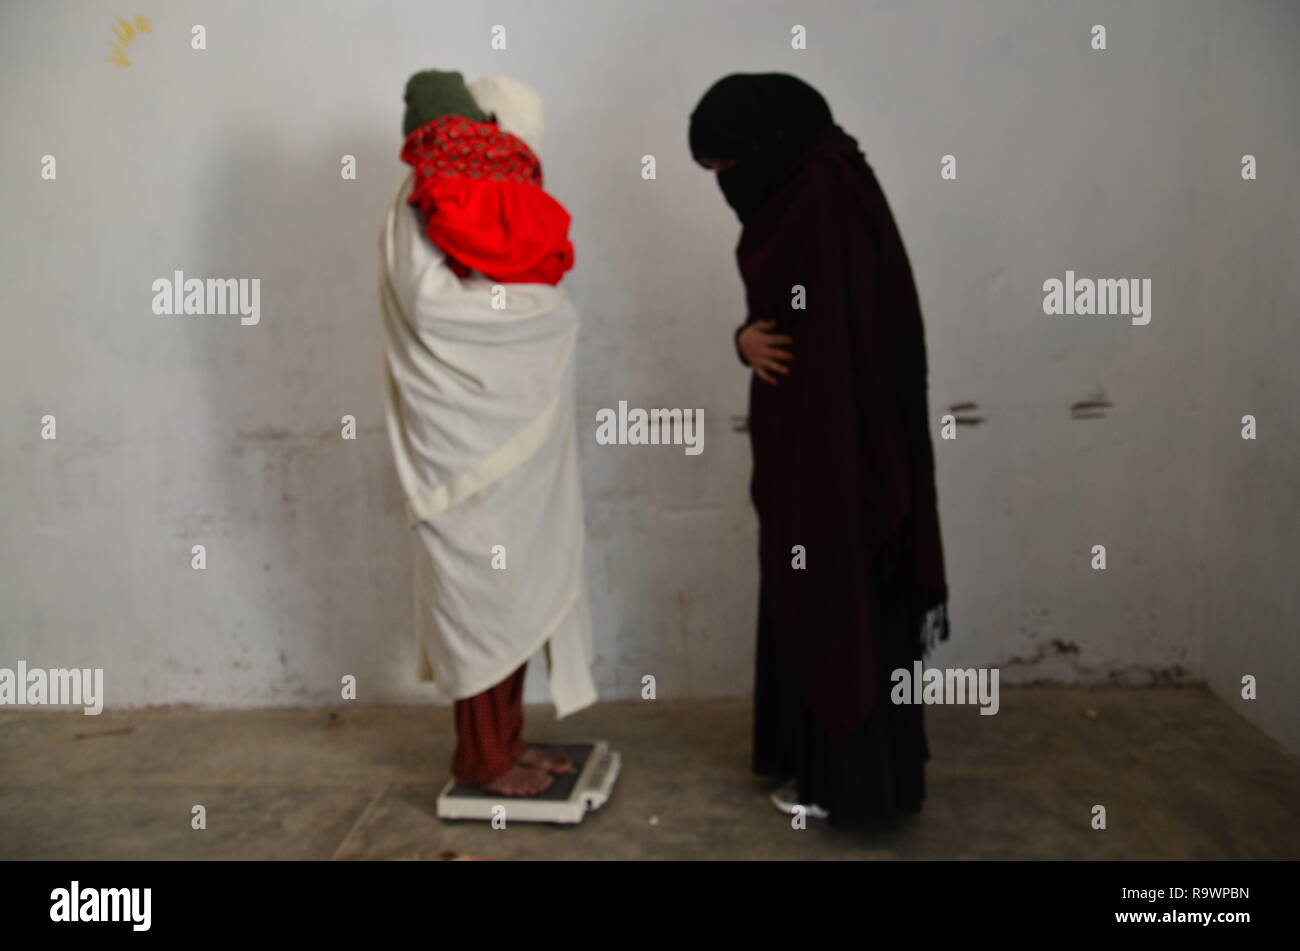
[[1193, 6, 1300, 755], [0, 0, 1295, 753]]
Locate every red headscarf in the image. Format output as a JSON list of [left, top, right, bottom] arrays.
[[401, 115, 574, 284]]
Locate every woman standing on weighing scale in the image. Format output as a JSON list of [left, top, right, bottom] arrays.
[[380, 71, 597, 797], [688, 73, 950, 827]]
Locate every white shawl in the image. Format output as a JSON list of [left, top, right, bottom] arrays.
[[378, 172, 597, 717]]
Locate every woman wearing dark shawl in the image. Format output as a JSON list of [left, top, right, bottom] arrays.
[[689, 73, 949, 828]]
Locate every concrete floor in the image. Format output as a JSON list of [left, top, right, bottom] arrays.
[[1, 685, 1296, 860]]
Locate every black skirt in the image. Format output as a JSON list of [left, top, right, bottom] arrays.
[[752, 567, 930, 828]]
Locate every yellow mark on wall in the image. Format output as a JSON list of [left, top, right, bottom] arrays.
[[105, 15, 152, 68]]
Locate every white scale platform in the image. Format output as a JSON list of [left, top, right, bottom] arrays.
[[436, 741, 622, 824]]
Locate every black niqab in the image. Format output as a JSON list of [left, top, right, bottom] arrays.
[[688, 73, 834, 222]]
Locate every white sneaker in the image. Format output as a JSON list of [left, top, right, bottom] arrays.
[[770, 778, 829, 820]]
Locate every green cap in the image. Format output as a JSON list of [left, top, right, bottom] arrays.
[[402, 69, 488, 137]]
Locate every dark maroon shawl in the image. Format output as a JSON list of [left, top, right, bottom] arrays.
[[691, 75, 949, 741]]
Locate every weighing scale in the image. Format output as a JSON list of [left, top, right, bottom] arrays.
[[436, 741, 622, 824]]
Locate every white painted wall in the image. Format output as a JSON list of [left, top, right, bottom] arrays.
[[0, 1, 1295, 752], [1193, 3, 1300, 755]]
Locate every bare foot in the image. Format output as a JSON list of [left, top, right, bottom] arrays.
[[480, 764, 554, 796], [517, 745, 574, 775]]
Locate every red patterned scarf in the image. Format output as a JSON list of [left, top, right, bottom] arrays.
[[400, 115, 574, 285]]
